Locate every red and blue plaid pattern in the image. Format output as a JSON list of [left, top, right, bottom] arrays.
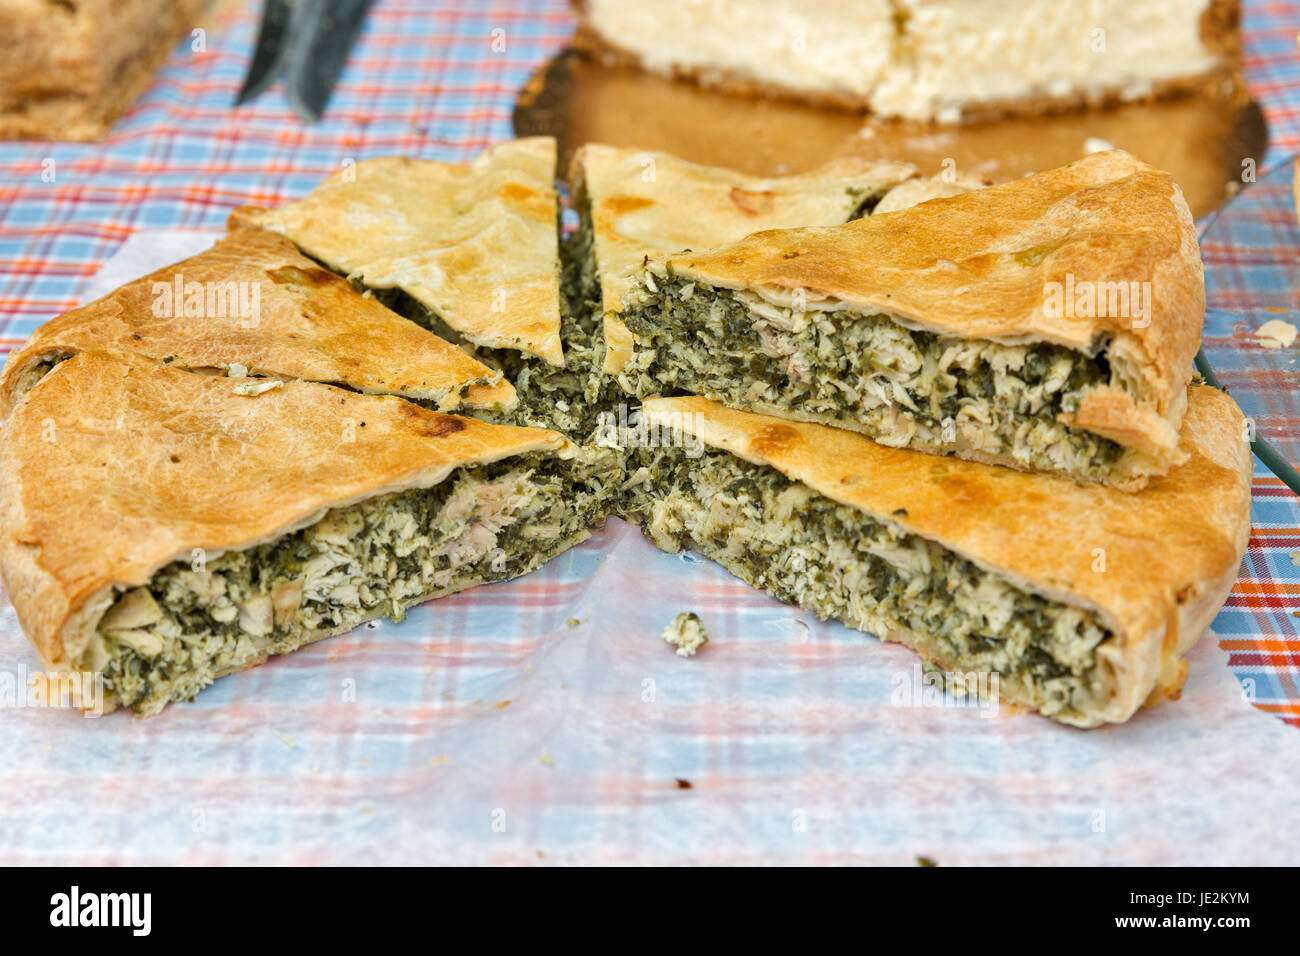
[[0, 0, 1298, 864]]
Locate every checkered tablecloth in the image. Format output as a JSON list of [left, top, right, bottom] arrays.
[[1, 0, 1298, 865]]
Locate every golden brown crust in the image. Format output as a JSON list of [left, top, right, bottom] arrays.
[[642, 385, 1252, 726], [0, 0, 205, 141], [232, 138, 564, 365], [648, 150, 1204, 473], [0, 225, 516, 419], [0, 351, 569, 679], [569, 143, 914, 374]]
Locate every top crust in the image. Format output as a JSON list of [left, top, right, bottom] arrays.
[[641, 385, 1252, 725], [570, 144, 915, 374], [233, 138, 564, 365], [646, 150, 1205, 464], [0, 225, 516, 419], [0, 351, 569, 677]]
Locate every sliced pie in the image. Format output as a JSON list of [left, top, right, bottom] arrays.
[[624, 385, 1251, 726], [0, 225, 515, 419], [233, 137, 563, 366], [616, 150, 1204, 490], [0, 350, 617, 716], [572, 144, 915, 377]]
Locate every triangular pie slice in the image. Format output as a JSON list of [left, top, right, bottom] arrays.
[[0, 351, 617, 716], [0, 225, 515, 419], [616, 150, 1204, 490], [233, 137, 563, 366], [626, 385, 1251, 727], [569, 144, 916, 376]]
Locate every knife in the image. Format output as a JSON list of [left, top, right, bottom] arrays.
[[234, 0, 375, 124], [234, 0, 293, 107]]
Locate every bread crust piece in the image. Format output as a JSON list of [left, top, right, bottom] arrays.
[[570, 0, 1240, 123], [233, 138, 564, 365], [568, 143, 915, 374], [0, 0, 204, 141], [641, 150, 1204, 482], [0, 225, 515, 419], [641, 385, 1252, 726], [0, 351, 569, 697]]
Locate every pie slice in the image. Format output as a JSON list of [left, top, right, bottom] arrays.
[[572, 0, 1239, 123], [233, 137, 563, 366], [870, 0, 1240, 123], [0, 351, 617, 716], [0, 225, 515, 419], [572, 144, 915, 378], [624, 385, 1251, 727], [616, 150, 1204, 490]]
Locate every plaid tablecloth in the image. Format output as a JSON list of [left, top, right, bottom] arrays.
[[0, 0, 1298, 865]]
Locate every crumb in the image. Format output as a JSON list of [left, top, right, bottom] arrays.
[[1290, 551, 1300, 568], [539, 749, 554, 766], [231, 379, 283, 397], [495, 700, 510, 709], [430, 755, 450, 767], [279, 733, 296, 748], [675, 778, 692, 789], [662, 612, 709, 657], [565, 617, 581, 628], [916, 856, 938, 867], [1254, 319, 1297, 349]]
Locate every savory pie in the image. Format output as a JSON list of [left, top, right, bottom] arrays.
[[0, 224, 515, 419], [571, 144, 915, 377], [0, 0, 205, 141], [624, 386, 1251, 726], [0, 351, 617, 716], [616, 150, 1204, 490], [572, 0, 1240, 123], [505, 145, 914, 438], [233, 137, 564, 366]]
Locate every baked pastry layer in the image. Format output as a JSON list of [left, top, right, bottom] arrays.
[[233, 138, 564, 365], [0, 0, 205, 141], [0, 225, 515, 419], [628, 386, 1251, 726]]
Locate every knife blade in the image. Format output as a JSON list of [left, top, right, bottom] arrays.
[[234, 0, 293, 107], [282, 0, 376, 124]]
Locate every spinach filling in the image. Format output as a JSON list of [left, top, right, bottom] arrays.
[[622, 444, 1112, 718], [89, 448, 619, 714], [616, 276, 1126, 481], [10, 354, 69, 402], [360, 225, 613, 440]]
